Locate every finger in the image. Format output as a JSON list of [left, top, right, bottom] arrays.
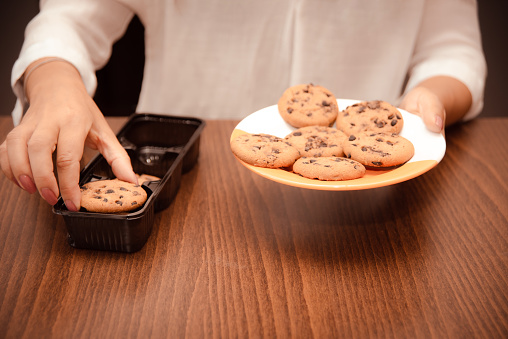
[[27, 126, 60, 205], [55, 126, 88, 211], [0, 141, 19, 187], [418, 98, 445, 133], [90, 120, 138, 185], [5, 127, 37, 194], [103, 138, 138, 185]]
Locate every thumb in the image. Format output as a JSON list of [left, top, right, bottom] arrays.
[[417, 95, 445, 133], [400, 87, 445, 133], [90, 124, 138, 185]]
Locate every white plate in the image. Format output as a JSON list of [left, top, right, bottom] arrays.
[[231, 99, 446, 190]]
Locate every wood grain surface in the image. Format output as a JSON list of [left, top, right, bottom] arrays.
[[0, 116, 507, 338]]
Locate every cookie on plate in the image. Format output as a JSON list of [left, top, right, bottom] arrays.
[[231, 133, 300, 168], [337, 100, 403, 136], [80, 179, 148, 213], [278, 83, 339, 128], [293, 156, 366, 181], [284, 125, 347, 157], [343, 131, 414, 168]]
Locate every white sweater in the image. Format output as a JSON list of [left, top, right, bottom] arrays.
[[11, 0, 487, 125]]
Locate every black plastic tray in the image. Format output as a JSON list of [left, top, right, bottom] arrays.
[[53, 113, 205, 253]]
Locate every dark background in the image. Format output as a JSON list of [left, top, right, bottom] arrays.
[[1, 1, 507, 118]]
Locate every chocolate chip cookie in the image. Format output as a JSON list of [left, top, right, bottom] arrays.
[[343, 132, 414, 168], [293, 156, 366, 181], [278, 83, 339, 128], [230, 133, 300, 168], [284, 125, 347, 157], [80, 179, 148, 213], [337, 100, 403, 136]]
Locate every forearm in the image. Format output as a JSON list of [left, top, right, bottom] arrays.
[[410, 76, 473, 127]]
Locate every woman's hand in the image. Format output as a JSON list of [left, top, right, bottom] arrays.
[[0, 59, 137, 211], [399, 86, 446, 133], [399, 76, 473, 133]]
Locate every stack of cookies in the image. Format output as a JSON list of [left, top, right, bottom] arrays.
[[231, 83, 415, 181]]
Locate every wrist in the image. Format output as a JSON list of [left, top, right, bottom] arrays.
[[24, 58, 86, 104], [413, 76, 472, 126]]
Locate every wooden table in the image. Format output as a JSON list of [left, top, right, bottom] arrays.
[[0, 116, 507, 338]]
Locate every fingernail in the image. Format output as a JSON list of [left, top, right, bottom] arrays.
[[65, 200, 78, 212], [18, 175, 37, 194], [41, 188, 58, 205], [435, 116, 444, 131], [129, 172, 139, 185]]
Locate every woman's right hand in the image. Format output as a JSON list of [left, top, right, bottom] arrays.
[[0, 58, 138, 211]]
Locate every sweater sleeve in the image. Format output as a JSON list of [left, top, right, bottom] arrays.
[[404, 0, 487, 121], [11, 0, 135, 125]]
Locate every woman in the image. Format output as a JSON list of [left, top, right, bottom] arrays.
[[0, 0, 487, 211]]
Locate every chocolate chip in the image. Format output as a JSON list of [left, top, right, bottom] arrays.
[[361, 147, 367, 152], [388, 114, 394, 119], [367, 101, 381, 109], [391, 119, 398, 126], [115, 200, 123, 206], [103, 198, 108, 202], [322, 100, 330, 106], [105, 189, 115, 194], [349, 135, 356, 141], [372, 161, 383, 166], [287, 108, 293, 114], [386, 141, 394, 146], [94, 196, 102, 199], [131, 202, 138, 206], [119, 187, 128, 191], [132, 191, 140, 196]]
